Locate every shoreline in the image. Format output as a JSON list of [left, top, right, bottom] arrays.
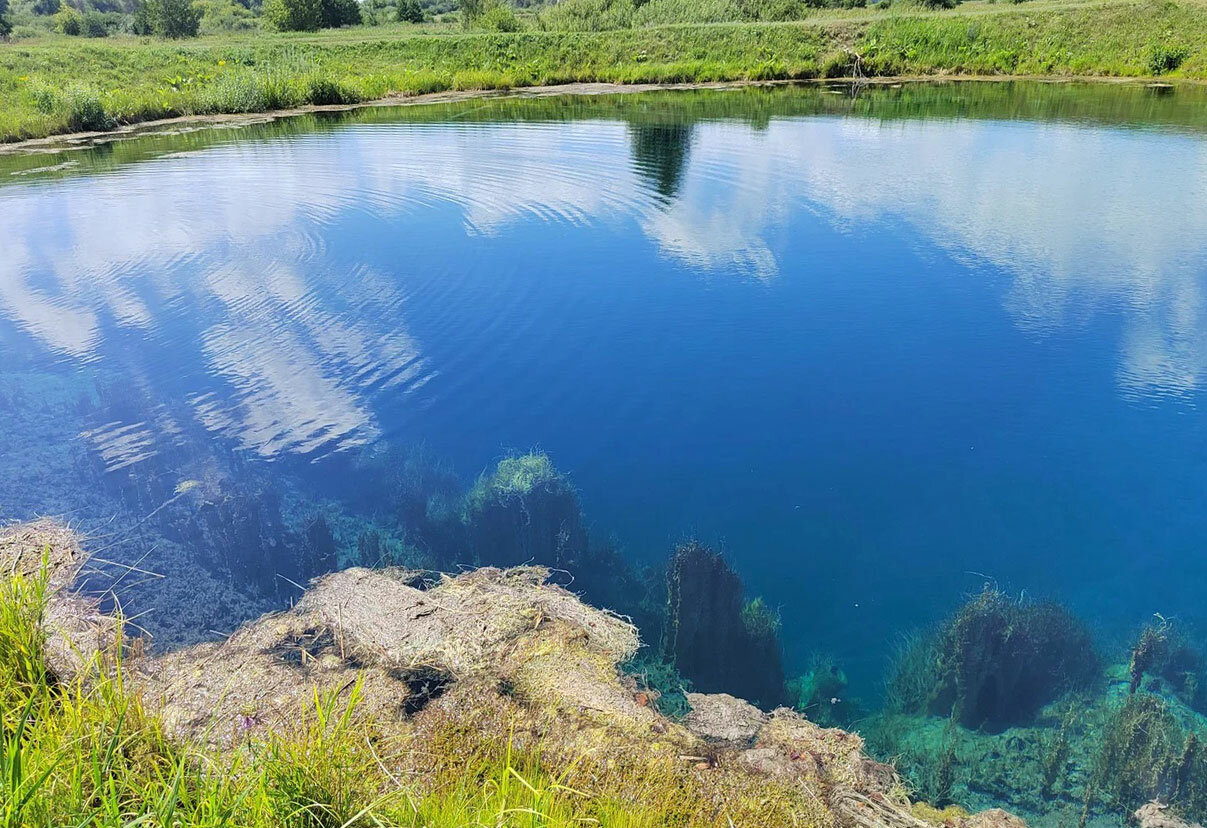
[[0, 73, 1192, 157]]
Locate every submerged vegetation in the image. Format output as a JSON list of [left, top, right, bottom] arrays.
[[1, 0, 1207, 142], [886, 587, 1099, 731], [868, 590, 1207, 827]]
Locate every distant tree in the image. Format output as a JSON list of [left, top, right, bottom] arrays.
[[138, 0, 201, 36], [32, 0, 61, 15], [82, 9, 110, 34], [458, 0, 483, 26], [131, 0, 155, 32], [396, 0, 423, 21], [262, 0, 320, 29], [55, 5, 82, 33], [319, 0, 360, 26], [0, 0, 10, 38]]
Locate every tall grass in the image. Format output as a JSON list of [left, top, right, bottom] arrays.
[[1, 0, 1205, 142]]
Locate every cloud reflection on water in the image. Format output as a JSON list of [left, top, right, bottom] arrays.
[[1, 110, 1206, 466]]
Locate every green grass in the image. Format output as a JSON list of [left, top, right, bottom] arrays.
[[0, 564, 808, 827], [1, 0, 1205, 143], [0, 568, 622, 827]]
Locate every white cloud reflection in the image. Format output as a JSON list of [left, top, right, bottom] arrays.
[[1, 109, 1206, 459]]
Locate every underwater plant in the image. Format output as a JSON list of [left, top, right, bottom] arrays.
[[1127, 616, 1206, 713], [890, 587, 1098, 731], [789, 654, 856, 727], [1093, 693, 1207, 820], [464, 452, 588, 569], [661, 541, 786, 708]]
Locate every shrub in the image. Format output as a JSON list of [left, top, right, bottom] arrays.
[[140, 0, 202, 36], [541, 0, 633, 30], [262, 0, 320, 29], [196, 0, 257, 31], [320, 0, 361, 26], [890, 588, 1098, 731], [1147, 42, 1189, 75], [305, 73, 359, 104], [54, 5, 81, 34], [81, 9, 109, 35], [477, 0, 519, 29], [397, 0, 424, 21], [0, 0, 11, 38], [63, 87, 112, 132], [458, 0, 483, 26]]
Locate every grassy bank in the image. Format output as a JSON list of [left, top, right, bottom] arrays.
[[0, 565, 741, 828], [1, 0, 1205, 142]]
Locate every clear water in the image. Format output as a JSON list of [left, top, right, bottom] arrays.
[[3, 80, 1207, 817]]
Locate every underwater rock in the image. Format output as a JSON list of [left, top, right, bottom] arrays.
[[1136, 802, 1205, 828], [684, 692, 766, 745], [662, 541, 787, 708]]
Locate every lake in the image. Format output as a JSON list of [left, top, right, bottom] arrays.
[[3, 79, 1207, 821]]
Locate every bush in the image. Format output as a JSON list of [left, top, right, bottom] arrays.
[[320, 0, 361, 26], [81, 9, 109, 35], [889, 588, 1099, 731], [305, 74, 359, 104], [1147, 42, 1189, 75], [477, 0, 519, 29], [396, 0, 423, 19], [63, 87, 113, 132], [262, 0, 320, 29], [139, 0, 201, 36], [55, 5, 81, 33], [196, 0, 257, 31], [541, 0, 633, 30], [0, 0, 11, 37]]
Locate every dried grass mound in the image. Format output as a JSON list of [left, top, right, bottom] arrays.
[[0, 518, 117, 678]]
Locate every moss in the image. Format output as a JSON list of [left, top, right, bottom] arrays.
[[910, 801, 971, 826], [463, 451, 588, 568]]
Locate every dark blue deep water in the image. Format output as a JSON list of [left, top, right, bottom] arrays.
[[3, 83, 1207, 744]]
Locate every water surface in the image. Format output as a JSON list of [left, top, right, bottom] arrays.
[[3, 80, 1207, 694]]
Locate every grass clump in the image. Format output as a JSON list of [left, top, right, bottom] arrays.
[[887, 587, 1098, 731], [1093, 693, 1207, 820]]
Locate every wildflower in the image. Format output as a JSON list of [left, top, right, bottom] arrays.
[[219, 60, 226, 66]]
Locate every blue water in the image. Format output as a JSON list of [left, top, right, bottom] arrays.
[[3, 84, 1207, 697]]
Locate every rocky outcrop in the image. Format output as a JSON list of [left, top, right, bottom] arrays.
[[3, 518, 1030, 828]]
